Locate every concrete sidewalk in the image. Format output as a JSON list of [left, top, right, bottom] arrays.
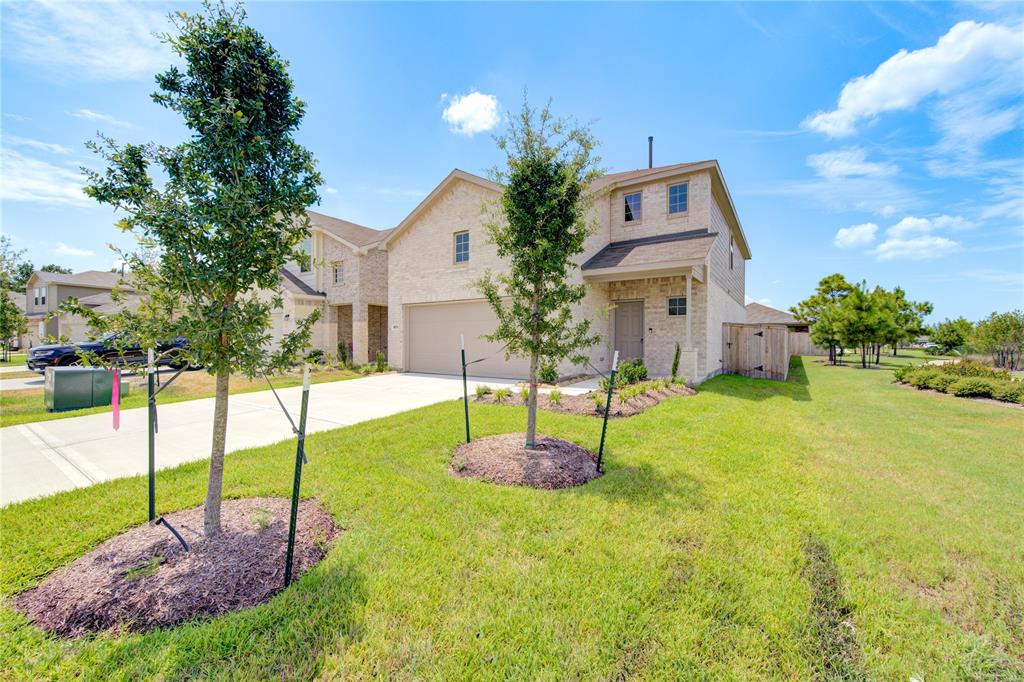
[[1, 372, 519, 506]]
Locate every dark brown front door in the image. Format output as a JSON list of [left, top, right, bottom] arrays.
[[614, 300, 644, 361]]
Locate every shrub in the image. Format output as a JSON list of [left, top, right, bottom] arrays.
[[948, 377, 1000, 398], [923, 373, 957, 393], [519, 386, 530, 402], [357, 364, 373, 375], [305, 348, 325, 364], [336, 342, 348, 365], [592, 392, 606, 412], [618, 357, 648, 385], [993, 381, 1024, 404], [908, 369, 941, 389], [494, 388, 510, 403], [892, 364, 918, 383], [940, 359, 1010, 381], [538, 362, 558, 385], [598, 376, 610, 392], [548, 389, 562, 405], [474, 384, 491, 398], [671, 342, 681, 383], [375, 351, 387, 373]]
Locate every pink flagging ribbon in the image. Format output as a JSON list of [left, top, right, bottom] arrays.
[[111, 368, 120, 431]]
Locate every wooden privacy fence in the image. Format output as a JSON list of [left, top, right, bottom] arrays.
[[787, 330, 827, 356], [722, 323, 789, 381]]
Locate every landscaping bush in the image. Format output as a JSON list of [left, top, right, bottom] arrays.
[[591, 392, 605, 412], [337, 342, 348, 365], [947, 377, 1001, 399], [305, 349, 325, 364], [519, 386, 529, 402], [939, 359, 1010, 381], [617, 357, 648, 385], [538, 362, 558, 385], [908, 369, 941, 389], [993, 381, 1024, 404], [548, 389, 562, 405], [671, 342, 681, 383], [923, 373, 957, 393], [892, 364, 918, 383], [375, 351, 387, 373], [493, 388, 510, 403], [475, 384, 492, 398]]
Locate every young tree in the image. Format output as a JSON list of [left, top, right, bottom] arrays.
[[478, 98, 602, 449], [792, 273, 853, 364], [931, 317, 972, 354], [0, 283, 28, 362], [881, 287, 932, 356], [836, 282, 883, 369], [972, 311, 1024, 370], [83, 1, 322, 536]]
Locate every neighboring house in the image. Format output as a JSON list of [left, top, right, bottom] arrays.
[[23, 270, 131, 346], [6, 290, 29, 349], [272, 211, 391, 364], [745, 302, 808, 332], [380, 161, 751, 383]]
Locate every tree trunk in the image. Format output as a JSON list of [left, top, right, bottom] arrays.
[[524, 288, 541, 450], [861, 344, 867, 368], [203, 366, 230, 536]]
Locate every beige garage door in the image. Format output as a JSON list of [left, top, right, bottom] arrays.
[[406, 300, 530, 379]]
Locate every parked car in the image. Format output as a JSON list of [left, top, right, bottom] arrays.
[[26, 334, 193, 374]]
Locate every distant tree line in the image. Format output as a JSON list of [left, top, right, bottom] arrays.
[[791, 274, 932, 368], [931, 312, 1024, 370]]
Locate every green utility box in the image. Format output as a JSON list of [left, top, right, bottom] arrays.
[[44, 367, 131, 412]]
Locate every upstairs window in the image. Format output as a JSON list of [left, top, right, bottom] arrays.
[[333, 262, 344, 285], [668, 183, 688, 214], [668, 297, 687, 316], [454, 231, 470, 263], [299, 237, 312, 272], [40, 287, 47, 305], [33, 288, 39, 306], [624, 192, 642, 223]]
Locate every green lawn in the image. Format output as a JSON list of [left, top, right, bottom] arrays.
[[0, 366, 362, 428], [1, 355, 1021, 679]]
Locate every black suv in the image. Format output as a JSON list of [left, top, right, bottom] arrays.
[[26, 334, 192, 374]]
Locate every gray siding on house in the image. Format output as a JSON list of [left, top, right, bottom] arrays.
[[708, 195, 745, 306]]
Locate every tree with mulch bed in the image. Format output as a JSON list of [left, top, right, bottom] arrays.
[[78, 1, 321, 537], [468, 98, 604, 489]]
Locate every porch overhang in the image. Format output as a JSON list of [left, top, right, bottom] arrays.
[[581, 230, 715, 283]]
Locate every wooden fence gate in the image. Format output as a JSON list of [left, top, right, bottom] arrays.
[[722, 323, 789, 381]]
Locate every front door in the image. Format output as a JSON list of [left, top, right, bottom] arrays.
[[614, 300, 644, 362]]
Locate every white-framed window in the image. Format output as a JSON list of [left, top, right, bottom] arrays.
[[624, 192, 642, 223], [33, 288, 39, 306], [454, 231, 470, 263], [668, 297, 687, 316], [299, 237, 313, 273], [668, 182, 688, 214], [333, 262, 344, 285], [40, 287, 47, 305]]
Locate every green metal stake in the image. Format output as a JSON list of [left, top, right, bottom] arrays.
[[596, 351, 619, 473], [461, 334, 470, 443], [147, 349, 155, 522], [284, 364, 311, 587]]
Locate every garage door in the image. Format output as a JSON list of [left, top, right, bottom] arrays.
[[406, 300, 530, 379]]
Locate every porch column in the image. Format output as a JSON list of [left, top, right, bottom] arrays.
[[352, 302, 370, 365], [685, 272, 693, 348]]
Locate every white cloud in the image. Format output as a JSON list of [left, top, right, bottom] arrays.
[[807, 148, 898, 179], [441, 91, 500, 136], [744, 295, 772, 305], [874, 235, 959, 261], [880, 205, 898, 217], [0, 149, 89, 206], [70, 109, 131, 128], [803, 21, 1024, 137], [53, 242, 94, 258], [4, 0, 171, 81], [4, 135, 72, 155], [324, 186, 338, 194], [834, 222, 879, 248], [887, 214, 974, 239]]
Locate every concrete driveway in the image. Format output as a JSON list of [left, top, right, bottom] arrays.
[[1, 372, 521, 506]]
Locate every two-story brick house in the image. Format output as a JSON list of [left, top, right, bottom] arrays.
[[379, 161, 751, 383]]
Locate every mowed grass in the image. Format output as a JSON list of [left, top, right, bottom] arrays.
[[0, 366, 362, 428], [1, 356, 1021, 679]]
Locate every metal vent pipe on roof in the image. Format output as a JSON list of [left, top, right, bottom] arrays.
[[648, 136, 653, 168]]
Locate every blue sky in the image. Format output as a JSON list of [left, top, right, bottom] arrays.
[[2, 1, 1022, 320]]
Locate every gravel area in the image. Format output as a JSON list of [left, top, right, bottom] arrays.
[[450, 433, 600, 489], [16, 497, 340, 637]]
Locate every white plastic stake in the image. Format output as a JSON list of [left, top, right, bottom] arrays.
[[302, 363, 311, 391], [611, 350, 620, 372], [460, 334, 465, 351], [147, 348, 155, 373]]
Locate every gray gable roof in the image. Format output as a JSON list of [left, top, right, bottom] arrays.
[[581, 230, 717, 271]]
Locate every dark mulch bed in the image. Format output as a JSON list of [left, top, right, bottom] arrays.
[[450, 433, 600, 489], [474, 383, 694, 418], [16, 497, 340, 637]]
